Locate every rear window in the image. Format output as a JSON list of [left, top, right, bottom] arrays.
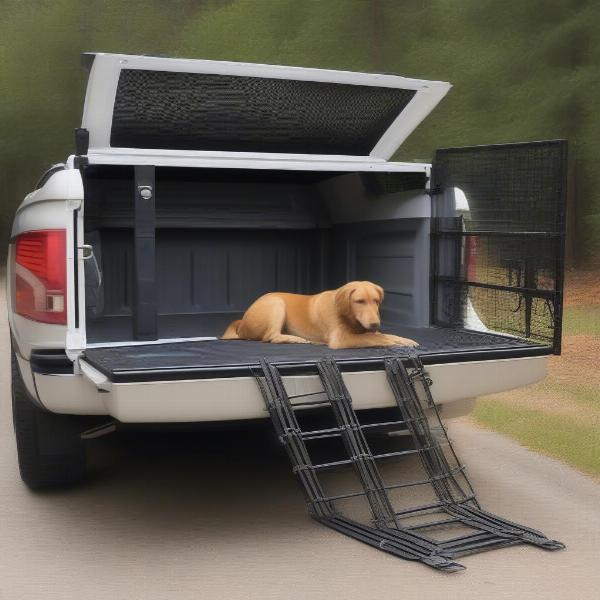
[[110, 69, 416, 155]]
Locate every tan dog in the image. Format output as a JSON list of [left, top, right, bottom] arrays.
[[221, 281, 418, 349]]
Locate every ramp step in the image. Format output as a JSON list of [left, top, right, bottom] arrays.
[[254, 353, 564, 571]]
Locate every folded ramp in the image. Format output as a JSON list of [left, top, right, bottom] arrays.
[[254, 354, 563, 572]]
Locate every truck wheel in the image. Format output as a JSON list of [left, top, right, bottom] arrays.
[[11, 352, 87, 489]]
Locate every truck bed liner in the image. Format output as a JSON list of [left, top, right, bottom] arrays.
[[83, 325, 545, 382]]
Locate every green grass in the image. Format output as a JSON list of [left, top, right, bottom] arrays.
[[473, 302, 600, 478], [562, 305, 600, 336], [473, 400, 600, 477], [537, 379, 600, 411]]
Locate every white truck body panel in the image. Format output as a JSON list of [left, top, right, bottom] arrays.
[[8, 170, 85, 359], [31, 356, 546, 422]]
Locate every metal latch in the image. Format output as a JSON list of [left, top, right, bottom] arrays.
[[137, 185, 153, 201], [78, 244, 102, 287]]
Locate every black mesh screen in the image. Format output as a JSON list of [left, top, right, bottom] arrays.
[[431, 141, 567, 352], [110, 69, 416, 154], [432, 142, 566, 233]]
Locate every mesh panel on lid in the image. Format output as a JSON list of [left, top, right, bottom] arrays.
[[110, 69, 416, 154]]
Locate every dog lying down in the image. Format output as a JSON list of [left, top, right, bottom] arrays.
[[222, 281, 419, 349]]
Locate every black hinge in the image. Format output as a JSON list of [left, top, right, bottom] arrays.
[[73, 127, 89, 169]]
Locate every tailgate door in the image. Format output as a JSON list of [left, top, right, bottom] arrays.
[[430, 140, 568, 353], [81, 52, 450, 163]]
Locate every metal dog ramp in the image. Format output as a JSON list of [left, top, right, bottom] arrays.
[[254, 355, 564, 572]]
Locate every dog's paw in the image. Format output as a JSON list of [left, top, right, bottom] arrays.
[[386, 335, 419, 347]]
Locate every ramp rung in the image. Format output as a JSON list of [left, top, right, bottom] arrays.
[[405, 517, 462, 531], [289, 399, 330, 408], [360, 419, 415, 429], [442, 535, 518, 556], [393, 495, 477, 519], [311, 465, 467, 504], [254, 354, 564, 572], [386, 465, 466, 492], [299, 418, 423, 441], [310, 444, 441, 472], [287, 391, 327, 400], [441, 531, 501, 548]]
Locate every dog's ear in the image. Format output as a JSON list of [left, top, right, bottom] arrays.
[[335, 283, 356, 317], [373, 283, 384, 303]]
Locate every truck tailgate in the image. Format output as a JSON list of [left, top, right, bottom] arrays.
[[82, 326, 547, 383]]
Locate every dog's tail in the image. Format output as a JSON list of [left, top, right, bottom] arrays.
[[221, 319, 242, 340]]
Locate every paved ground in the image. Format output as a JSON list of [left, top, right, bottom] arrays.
[[1, 292, 599, 599]]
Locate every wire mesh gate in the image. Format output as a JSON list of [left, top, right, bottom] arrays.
[[254, 355, 564, 572], [430, 140, 567, 353]]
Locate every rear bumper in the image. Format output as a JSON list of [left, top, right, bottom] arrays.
[[27, 355, 547, 423]]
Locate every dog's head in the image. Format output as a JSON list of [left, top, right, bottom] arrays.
[[335, 281, 384, 332]]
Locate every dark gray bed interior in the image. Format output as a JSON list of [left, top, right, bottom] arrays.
[[84, 166, 431, 343]]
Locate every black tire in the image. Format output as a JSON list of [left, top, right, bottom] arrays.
[[11, 351, 87, 489]]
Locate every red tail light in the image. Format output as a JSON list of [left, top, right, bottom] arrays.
[[15, 230, 67, 325]]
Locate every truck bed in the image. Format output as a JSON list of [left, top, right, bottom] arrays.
[[83, 325, 546, 382]]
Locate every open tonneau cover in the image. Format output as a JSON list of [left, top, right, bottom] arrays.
[[81, 53, 451, 167]]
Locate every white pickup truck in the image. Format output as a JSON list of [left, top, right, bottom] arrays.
[[8, 53, 566, 489]]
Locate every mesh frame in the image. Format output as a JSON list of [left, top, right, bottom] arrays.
[[431, 141, 567, 352], [110, 69, 416, 155]]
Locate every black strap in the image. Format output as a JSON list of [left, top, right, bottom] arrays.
[[133, 165, 157, 340]]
